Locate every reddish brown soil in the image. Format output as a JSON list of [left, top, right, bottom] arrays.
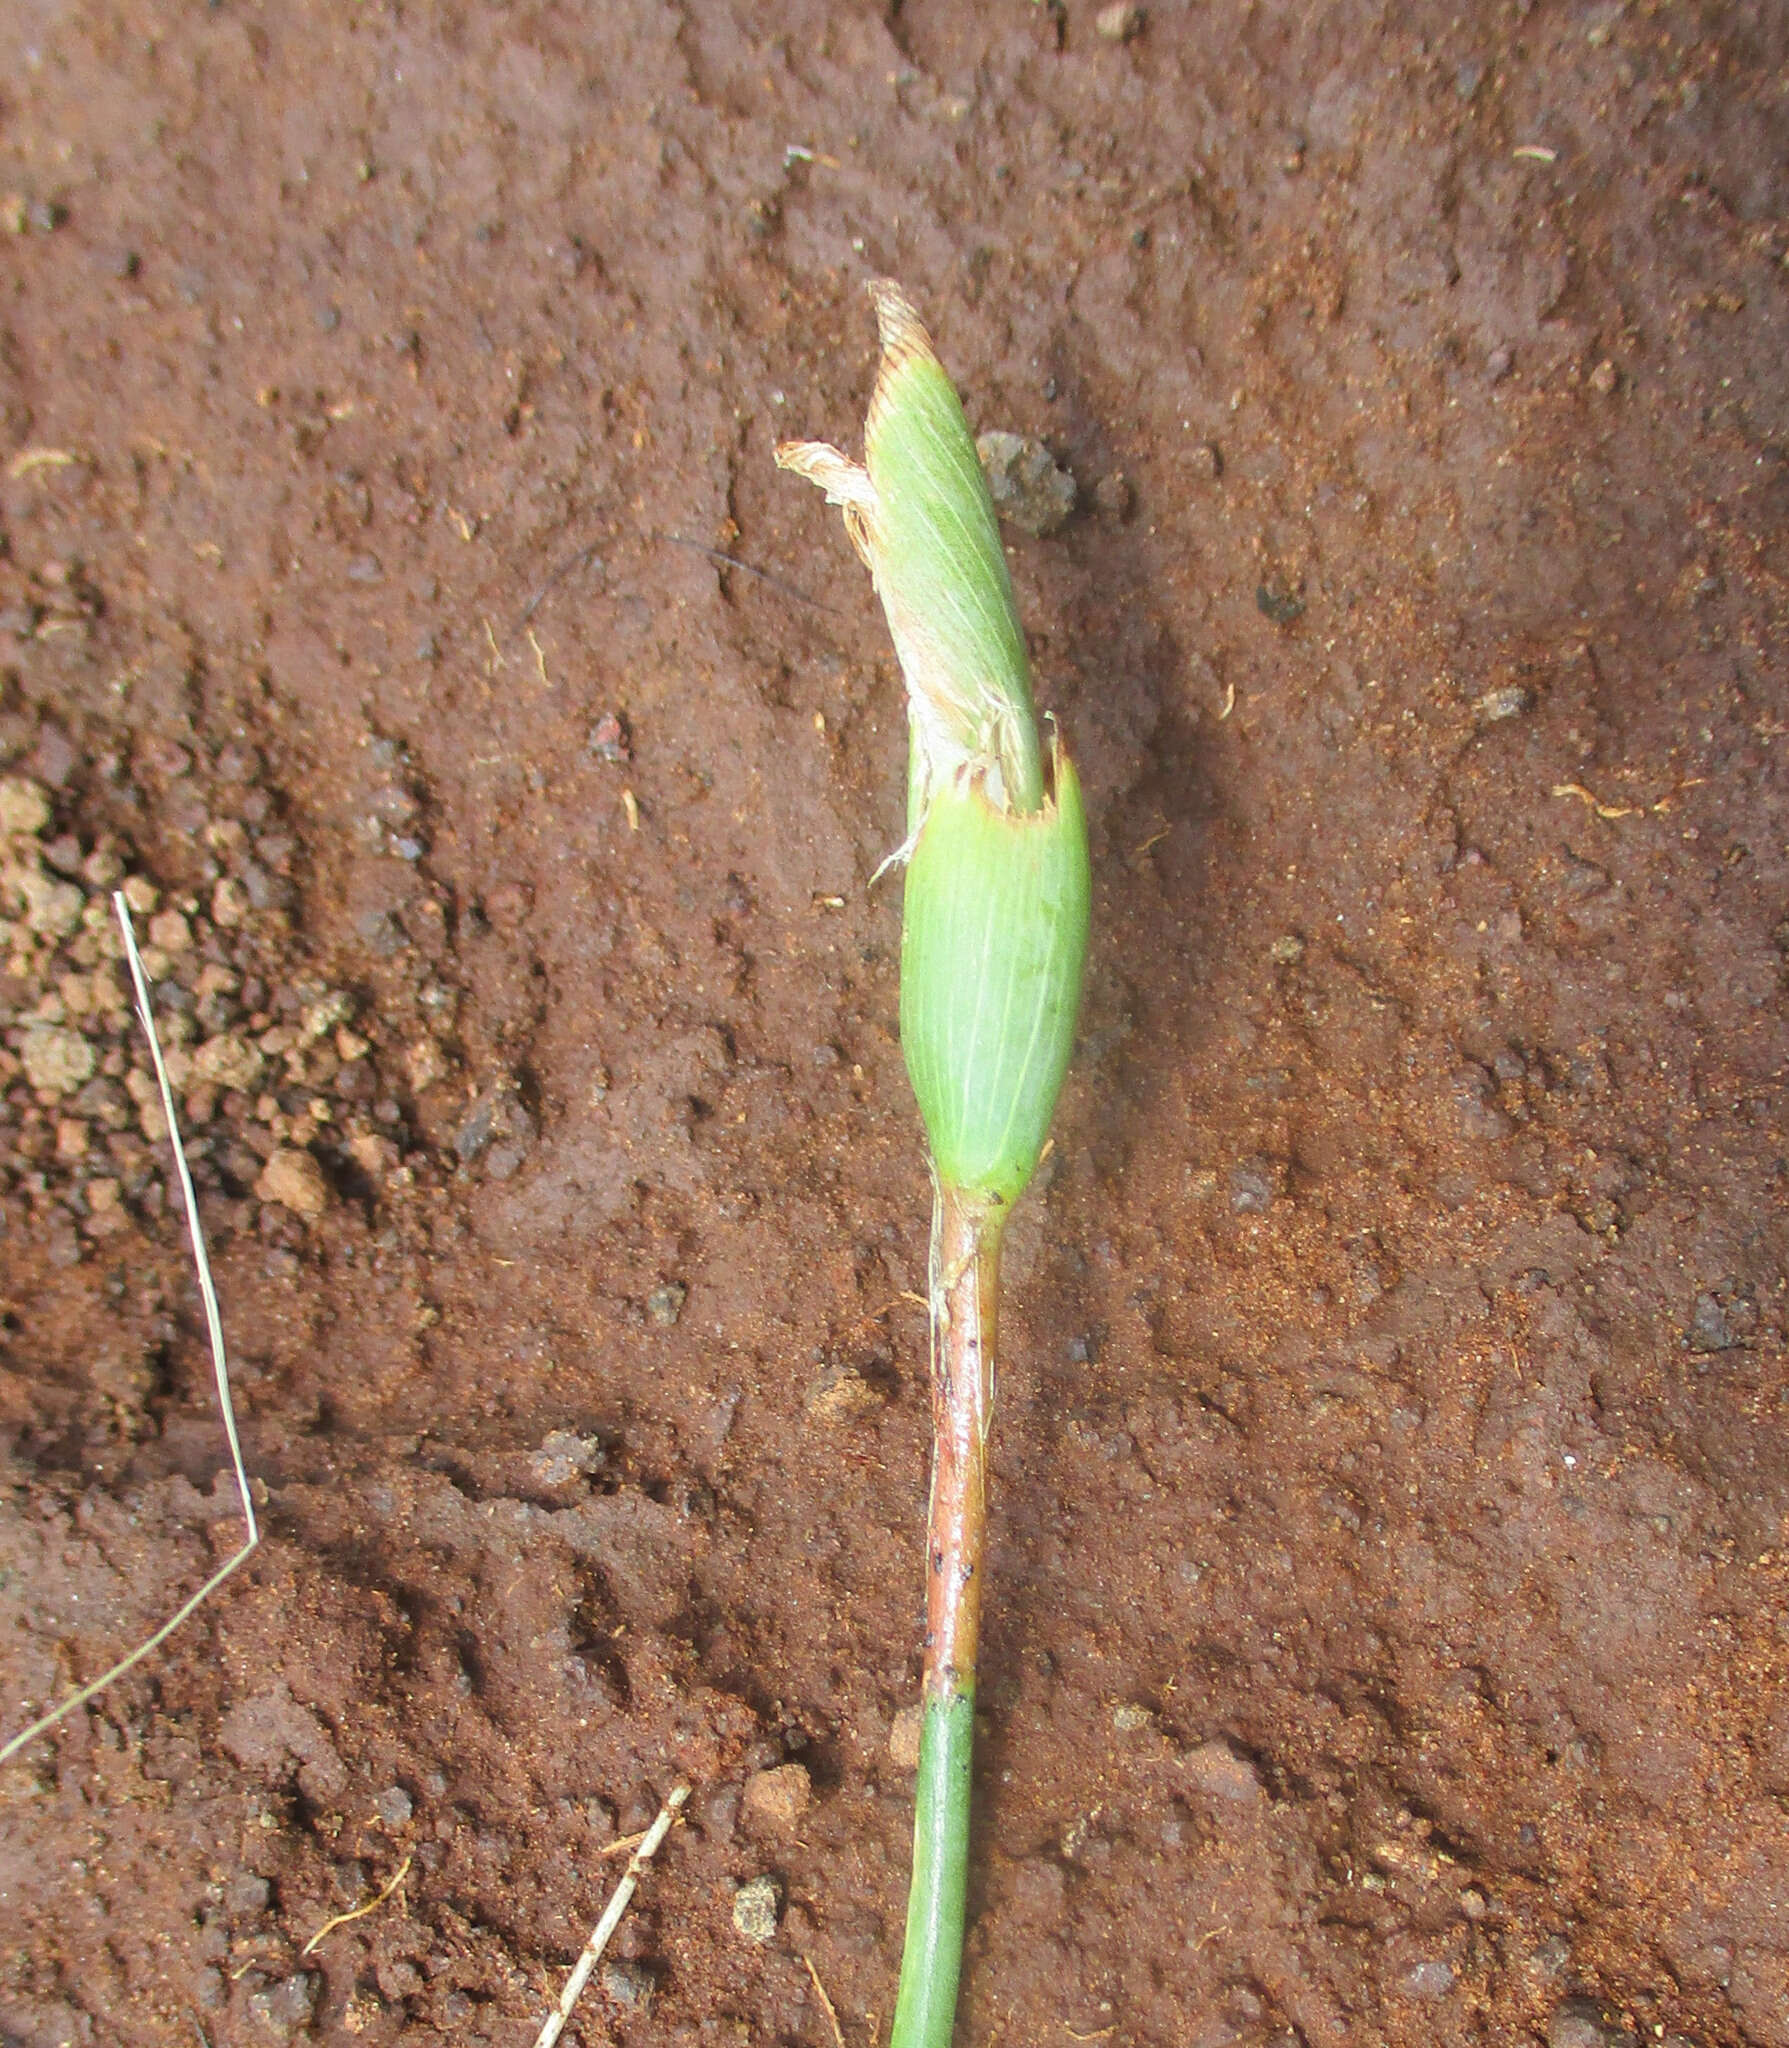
[[2, 4, 1787, 2045]]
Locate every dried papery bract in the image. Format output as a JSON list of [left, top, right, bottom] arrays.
[[777, 283, 1090, 2048]]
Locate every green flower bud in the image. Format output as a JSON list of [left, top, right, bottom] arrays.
[[778, 282, 1090, 1201], [900, 741, 1089, 1204]]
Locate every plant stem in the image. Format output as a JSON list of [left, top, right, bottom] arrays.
[[890, 1182, 1005, 2048], [776, 283, 1090, 2045]]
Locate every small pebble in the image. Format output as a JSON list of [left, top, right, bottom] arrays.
[[1188, 440, 1223, 481], [732, 1874, 782, 1943], [211, 877, 250, 928], [192, 1033, 266, 1092], [976, 431, 1077, 537], [0, 775, 51, 836], [1686, 1291, 1739, 1353], [42, 833, 84, 877], [227, 1871, 272, 1915], [1256, 577, 1305, 627], [528, 1430, 604, 1488], [1474, 684, 1531, 723], [1096, 1, 1145, 40], [299, 990, 356, 1044], [601, 1959, 656, 2010], [375, 1785, 414, 1826], [1092, 471, 1133, 521], [246, 1970, 318, 2036], [889, 1704, 924, 1770], [1588, 358, 1618, 395], [743, 1763, 813, 1830], [805, 1360, 885, 1424], [147, 907, 192, 953], [21, 1024, 96, 1097], [646, 1281, 687, 1328], [1453, 1063, 1513, 1142], [255, 1147, 331, 1219], [1269, 934, 1305, 964], [1180, 1738, 1264, 1804], [16, 869, 86, 939], [1228, 1158, 1280, 1214], [1112, 1701, 1157, 1734], [588, 712, 631, 764], [452, 1076, 535, 1171], [1531, 1934, 1574, 1979], [1548, 1999, 1639, 2048], [355, 908, 408, 957], [407, 1035, 449, 1091], [1403, 1958, 1456, 2000]]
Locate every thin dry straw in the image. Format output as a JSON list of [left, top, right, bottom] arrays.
[[0, 892, 260, 1766], [531, 1782, 691, 2048]]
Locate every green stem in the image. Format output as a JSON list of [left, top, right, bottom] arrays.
[[890, 1185, 1003, 2048], [890, 1689, 975, 2048]]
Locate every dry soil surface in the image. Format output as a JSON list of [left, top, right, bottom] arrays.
[[1, 4, 1787, 2046]]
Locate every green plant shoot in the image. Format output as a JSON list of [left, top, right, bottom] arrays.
[[778, 282, 1091, 2048]]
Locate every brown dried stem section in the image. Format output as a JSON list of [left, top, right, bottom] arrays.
[[922, 1182, 1004, 1702]]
